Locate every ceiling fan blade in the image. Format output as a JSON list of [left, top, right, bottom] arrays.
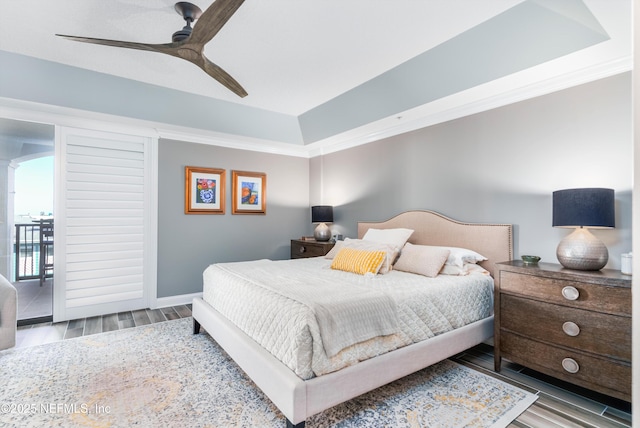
[[56, 2, 249, 98], [56, 34, 178, 56], [200, 55, 248, 98], [188, 0, 245, 46]]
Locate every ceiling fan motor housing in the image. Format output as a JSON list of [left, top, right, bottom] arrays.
[[172, 26, 193, 42], [172, 2, 202, 42], [175, 2, 203, 22]]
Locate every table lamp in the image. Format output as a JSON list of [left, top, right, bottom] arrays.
[[552, 188, 614, 270], [311, 205, 333, 241]]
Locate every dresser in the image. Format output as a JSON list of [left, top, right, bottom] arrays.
[[494, 261, 631, 402], [290, 239, 335, 259]]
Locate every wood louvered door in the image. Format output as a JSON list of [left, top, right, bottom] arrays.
[[54, 127, 157, 322]]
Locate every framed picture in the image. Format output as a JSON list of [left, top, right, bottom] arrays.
[[232, 170, 266, 214], [185, 166, 226, 214]]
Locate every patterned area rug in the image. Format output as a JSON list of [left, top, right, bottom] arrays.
[[0, 318, 536, 427]]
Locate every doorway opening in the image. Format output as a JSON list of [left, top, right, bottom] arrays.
[[14, 155, 55, 325]]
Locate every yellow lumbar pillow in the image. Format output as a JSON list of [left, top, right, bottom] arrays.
[[330, 247, 386, 275]]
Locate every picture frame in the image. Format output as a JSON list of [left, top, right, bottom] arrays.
[[232, 170, 266, 214], [185, 166, 226, 214]]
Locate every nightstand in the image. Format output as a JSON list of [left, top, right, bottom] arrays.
[[290, 239, 335, 259], [494, 261, 631, 402]]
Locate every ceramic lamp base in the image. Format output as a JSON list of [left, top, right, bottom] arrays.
[[556, 227, 608, 270], [313, 223, 331, 242]]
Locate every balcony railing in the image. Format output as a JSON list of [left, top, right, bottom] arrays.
[[14, 220, 54, 282]]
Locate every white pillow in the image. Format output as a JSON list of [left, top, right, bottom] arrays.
[[440, 246, 487, 268], [394, 243, 450, 278], [362, 228, 414, 250], [324, 240, 344, 259], [440, 263, 490, 276], [325, 238, 398, 274]]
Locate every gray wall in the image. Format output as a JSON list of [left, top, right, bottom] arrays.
[[157, 140, 309, 298], [158, 72, 631, 298], [311, 72, 632, 270]]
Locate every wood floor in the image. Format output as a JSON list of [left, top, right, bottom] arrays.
[[15, 305, 192, 347], [450, 345, 632, 428], [14, 306, 632, 427]]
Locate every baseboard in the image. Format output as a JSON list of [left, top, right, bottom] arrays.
[[155, 292, 203, 309]]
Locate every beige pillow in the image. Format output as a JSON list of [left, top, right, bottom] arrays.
[[325, 239, 398, 274], [394, 243, 450, 278]]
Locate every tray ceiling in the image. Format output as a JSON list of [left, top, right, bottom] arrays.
[[0, 0, 631, 153]]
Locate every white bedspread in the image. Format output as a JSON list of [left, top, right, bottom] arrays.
[[203, 257, 493, 379], [214, 260, 398, 357]]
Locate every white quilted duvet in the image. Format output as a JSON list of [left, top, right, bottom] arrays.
[[203, 257, 493, 380]]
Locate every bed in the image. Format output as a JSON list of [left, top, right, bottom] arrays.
[[192, 210, 512, 427]]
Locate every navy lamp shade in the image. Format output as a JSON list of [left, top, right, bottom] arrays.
[[552, 188, 614, 270], [311, 205, 333, 241]]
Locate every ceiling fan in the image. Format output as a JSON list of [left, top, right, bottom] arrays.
[[56, 0, 248, 98]]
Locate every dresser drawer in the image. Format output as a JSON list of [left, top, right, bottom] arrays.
[[501, 332, 631, 401], [291, 240, 333, 259], [500, 294, 631, 361], [499, 271, 630, 316]]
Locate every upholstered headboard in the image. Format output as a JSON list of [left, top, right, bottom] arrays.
[[358, 210, 512, 278]]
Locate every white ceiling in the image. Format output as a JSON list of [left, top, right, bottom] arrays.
[[0, 0, 632, 152], [2, 0, 527, 115]]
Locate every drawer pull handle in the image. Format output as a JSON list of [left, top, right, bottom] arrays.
[[299, 246, 306, 253], [561, 286, 580, 301], [562, 321, 580, 336], [562, 358, 580, 374]]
